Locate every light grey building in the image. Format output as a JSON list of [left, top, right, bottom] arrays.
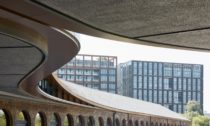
[[120, 60, 203, 113], [57, 54, 118, 93]]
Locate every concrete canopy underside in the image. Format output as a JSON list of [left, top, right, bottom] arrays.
[[33, 0, 210, 50]]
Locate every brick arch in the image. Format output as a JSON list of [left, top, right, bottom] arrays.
[[106, 117, 112, 126], [128, 120, 133, 126], [76, 115, 85, 126], [88, 116, 95, 126], [115, 118, 120, 126], [135, 120, 139, 126], [98, 117, 104, 126], [65, 114, 74, 126], [0, 108, 12, 126], [16, 110, 31, 126], [140, 121, 144, 126], [122, 119, 126, 126]]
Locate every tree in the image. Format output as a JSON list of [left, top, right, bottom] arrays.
[[183, 101, 210, 126], [192, 115, 210, 126], [186, 101, 202, 114]]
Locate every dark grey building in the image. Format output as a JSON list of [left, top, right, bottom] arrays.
[[120, 60, 203, 113], [57, 54, 117, 93]]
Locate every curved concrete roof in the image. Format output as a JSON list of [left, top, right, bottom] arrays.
[[2, 1, 210, 51], [58, 78, 188, 121]]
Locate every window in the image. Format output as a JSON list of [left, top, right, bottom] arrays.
[[93, 56, 100, 67], [188, 92, 191, 101], [154, 63, 158, 76], [183, 65, 192, 77], [178, 92, 183, 103], [193, 79, 196, 91], [178, 105, 182, 113], [143, 90, 148, 100], [149, 90, 152, 102], [101, 76, 107, 81], [193, 65, 201, 78], [149, 77, 152, 89], [76, 55, 83, 67], [148, 63, 153, 75], [138, 62, 143, 75], [158, 63, 163, 76], [109, 69, 116, 75], [197, 79, 201, 91], [159, 91, 162, 103], [173, 64, 182, 77], [133, 76, 137, 88], [101, 69, 107, 74], [101, 57, 109, 68], [143, 77, 147, 89], [158, 77, 162, 89], [163, 78, 169, 89], [143, 62, 148, 75], [187, 79, 191, 91], [164, 91, 167, 103], [109, 84, 116, 90], [168, 78, 173, 89], [173, 78, 177, 90], [138, 76, 142, 89], [154, 90, 157, 103], [109, 76, 115, 82], [154, 77, 157, 89], [174, 92, 178, 103], [178, 78, 182, 90], [139, 91, 142, 99], [183, 92, 187, 103], [173, 105, 177, 112], [109, 57, 117, 68], [133, 89, 138, 98], [84, 56, 92, 67], [163, 63, 172, 76], [183, 78, 187, 90], [101, 83, 107, 90], [168, 91, 172, 103]]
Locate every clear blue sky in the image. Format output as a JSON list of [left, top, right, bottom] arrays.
[[77, 33, 210, 113]]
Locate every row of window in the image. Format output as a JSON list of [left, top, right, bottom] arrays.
[[0, 109, 186, 126], [132, 62, 202, 78], [133, 76, 201, 91], [66, 55, 117, 68], [133, 89, 201, 104], [58, 75, 116, 83], [58, 69, 116, 75], [165, 104, 189, 113]]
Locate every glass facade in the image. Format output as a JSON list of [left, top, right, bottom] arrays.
[[120, 61, 203, 113], [57, 54, 117, 93]]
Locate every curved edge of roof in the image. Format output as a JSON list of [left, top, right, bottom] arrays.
[[52, 74, 189, 122], [2, 1, 210, 52]]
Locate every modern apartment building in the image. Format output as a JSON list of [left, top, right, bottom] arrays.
[[119, 60, 203, 113], [57, 54, 117, 93]]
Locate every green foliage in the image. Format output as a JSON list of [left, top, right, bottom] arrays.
[[192, 115, 210, 126], [0, 115, 6, 126], [183, 111, 200, 120], [183, 101, 210, 126], [17, 112, 25, 120], [186, 101, 202, 114], [35, 113, 42, 126]]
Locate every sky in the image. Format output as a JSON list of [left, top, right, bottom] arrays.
[[77, 34, 210, 113]]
